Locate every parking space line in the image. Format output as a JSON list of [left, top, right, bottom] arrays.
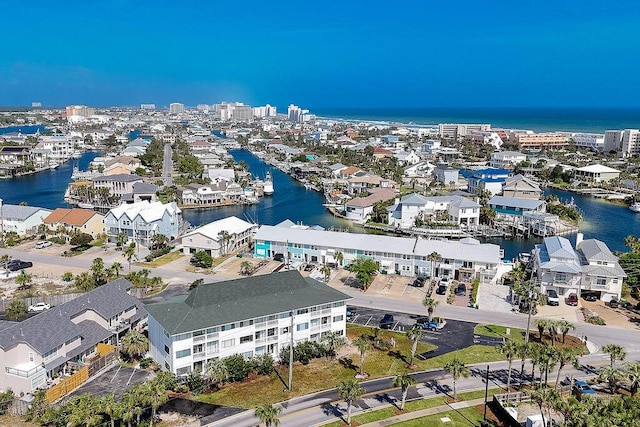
[[127, 367, 137, 385], [110, 365, 122, 383], [364, 316, 372, 326]]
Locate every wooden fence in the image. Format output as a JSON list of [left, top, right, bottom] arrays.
[[0, 293, 82, 312], [45, 366, 88, 403]]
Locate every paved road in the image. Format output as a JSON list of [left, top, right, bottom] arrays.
[[162, 141, 173, 187]]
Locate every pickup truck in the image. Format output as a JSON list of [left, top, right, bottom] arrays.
[[415, 317, 446, 331]]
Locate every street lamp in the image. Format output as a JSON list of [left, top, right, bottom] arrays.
[[0, 198, 4, 247]]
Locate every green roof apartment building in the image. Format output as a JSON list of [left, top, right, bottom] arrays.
[[146, 271, 350, 377]]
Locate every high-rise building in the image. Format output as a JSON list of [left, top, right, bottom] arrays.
[[438, 124, 491, 140], [140, 103, 156, 110], [65, 105, 95, 123], [232, 105, 253, 122], [169, 103, 185, 114], [31, 102, 42, 108], [603, 129, 640, 157], [288, 104, 301, 122]]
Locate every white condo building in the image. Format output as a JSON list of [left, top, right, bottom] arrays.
[[146, 271, 350, 376], [169, 103, 185, 114]]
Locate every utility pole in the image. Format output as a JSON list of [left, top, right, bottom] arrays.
[[524, 280, 536, 345], [483, 365, 490, 422], [288, 310, 294, 392]]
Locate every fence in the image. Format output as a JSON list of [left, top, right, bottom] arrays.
[[0, 293, 82, 312], [45, 366, 89, 403]]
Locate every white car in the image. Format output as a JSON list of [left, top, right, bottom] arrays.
[[28, 302, 51, 312], [35, 241, 52, 249]]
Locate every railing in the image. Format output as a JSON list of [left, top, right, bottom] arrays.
[[321, 309, 332, 315], [255, 322, 266, 329], [5, 365, 45, 378], [267, 335, 279, 343], [193, 335, 206, 343], [267, 320, 279, 327], [193, 352, 206, 360], [255, 338, 267, 345], [206, 332, 219, 340], [206, 348, 219, 356]]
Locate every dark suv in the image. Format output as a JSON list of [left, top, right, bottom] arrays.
[[455, 282, 467, 296], [8, 260, 33, 271], [379, 313, 394, 329]]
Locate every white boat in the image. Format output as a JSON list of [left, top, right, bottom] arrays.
[[49, 162, 59, 169], [78, 202, 94, 209], [630, 202, 640, 213], [263, 171, 274, 195], [71, 152, 82, 159]]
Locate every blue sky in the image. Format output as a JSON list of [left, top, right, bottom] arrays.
[[2, 1, 640, 109]]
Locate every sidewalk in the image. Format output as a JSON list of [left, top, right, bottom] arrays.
[[357, 398, 486, 427]]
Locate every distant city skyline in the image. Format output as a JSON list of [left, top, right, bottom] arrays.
[[2, 1, 640, 108]]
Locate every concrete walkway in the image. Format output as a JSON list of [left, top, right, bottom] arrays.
[[357, 398, 486, 427]]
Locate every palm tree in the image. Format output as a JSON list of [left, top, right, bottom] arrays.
[[320, 265, 331, 281], [109, 261, 123, 278], [15, 271, 32, 289], [348, 257, 378, 291], [335, 251, 344, 268], [218, 230, 230, 255], [144, 380, 168, 427], [625, 362, 640, 395], [151, 233, 169, 250], [444, 354, 470, 400], [557, 320, 575, 344], [603, 344, 626, 367], [102, 394, 122, 427], [500, 341, 519, 391], [90, 257, 106, 285], [391, 372, 416, 410], [239, 260, 253, 276], [123, 242, 136, 272], [5, 299, 28, 321], [205, 358, 229, 389], [535, 318, 549, 342], [74, 271, 96, 292], [120, 331, 149, 360], [422, 296, 439, 322], [537, 345, 558, 386], [337, 379, 365, 426], [322, 332, 345, 359], [546, 320, 559, 347], [554, 347, 579, 390], [254, 403, 282, 427], [599, 365, 625, 393], [353, 335, 371, 376], [405, 325, 423, 367], [427, 251, 441, 281], [529, 385, 560, 427], [518, 342, 530, 386]]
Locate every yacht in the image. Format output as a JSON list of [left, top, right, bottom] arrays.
[[71, 151, 82, 159], [630, 202, 640, 213], [263, 171, 274, 195]]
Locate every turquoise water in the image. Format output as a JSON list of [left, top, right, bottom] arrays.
[[313, 107, 640, 133]]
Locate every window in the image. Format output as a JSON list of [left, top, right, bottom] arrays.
[[596, 277, 607, 286], [206, 327, 219, 334], [296, 308, 309, 315], [221, 323, 236, 331], [255, 346, 265, 355], [267, 328, 277, 337], [176, 366, 191, 376], [296, 323, 309, 331], [164, 345, 170, 354], [29, 352, 34, 363], [321, 316, 330, 325], [174, 333, 191, 341], [221, 339, 235, 349], [282, 326, 290, 334], [164, 330, 170, 338], [176, 349, 191, 359], [241, 351, 253, 359], [240, 335, 253, 344], [333, 315, 344, 322], [255, 330, 265, 339], [279, 312, 292, 319], [555, 273, 567, 282], [207, 341, 219, 353]]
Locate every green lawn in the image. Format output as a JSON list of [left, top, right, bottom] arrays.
[[392, 407, 496, 426], [197, 325, 511, 409], [138, 251, 184, 267], [474, 324, 527, 344]]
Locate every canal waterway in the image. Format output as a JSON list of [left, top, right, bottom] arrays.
[[0, 146, 636, 261], [0, 151, 100, 209]]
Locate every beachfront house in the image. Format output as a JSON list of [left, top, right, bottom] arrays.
[[146, 271, 350, 377], [433, 164, 459, 186]]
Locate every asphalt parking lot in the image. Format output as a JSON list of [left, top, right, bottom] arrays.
[[65, 364, 154, 401], [347, 305, 503, 359]]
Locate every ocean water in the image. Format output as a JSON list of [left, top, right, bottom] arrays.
[[313, 107, 640, 133]]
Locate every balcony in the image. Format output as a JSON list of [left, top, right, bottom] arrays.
[[193, 335, 206, 343], [193, 352, 206, 360], [6, 365, 45, 378]]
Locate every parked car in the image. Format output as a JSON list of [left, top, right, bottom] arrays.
[[546, 289, 560, 306], [415, 317, 446, 331], [436, 284, 448, 295], [565, 293, 579, 306], [572, 380, 597, 399], [7, 260, 33, 271], [608, 297, 619, 308], [35, 241, 53, 249], [455, 282, 467, 296], [582, 293, 598, 302], [273, 253, 285, 262], [412, 277, 425, 288], [346, 306, 358, 322], [28, 302, 51, 312], [379, 313, 395, 329]]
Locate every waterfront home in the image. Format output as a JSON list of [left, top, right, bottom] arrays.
[[178, 182, 226, 205], [121, 182, 158, 204], [0, 278, 147, 395], [344, 188, 398, 224], [0, 146, 32, 167], [501, 174, 543, 199], [488, 196, 546, 219], [254, 225, 501, 282], [44, 208, 105, 238], [0, 204, 52, 236], [532, 234, 625, 302], [328, 163, 348, 177], [433, 164, 459, 185], [574, 164, 621, 183], [37, 135, 74, 160], [104, 200, 182, 246], [92, 173, 144, 199], [347, 174, 396, 195], [146, 271, 349, 377], [121, 145, 146, 158], [394, 150, 421, 165], [489, 151, 527, 169], [180, 216, 258, 257], [387, 194, 480, 230], [467, 168, 512, 196], [404, 161, 436, 178], [204, 168, 235, 184]]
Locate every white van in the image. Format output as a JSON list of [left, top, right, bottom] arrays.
[[35, 241, 53, 249]]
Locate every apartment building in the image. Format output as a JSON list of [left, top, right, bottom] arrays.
[[571, 133, 604, 152], [510, 132, 569, 150], [169, 103, 185, 114], [532, 234, 625, 302], [0, 279, 147, 395], [146, 271, 350, 376], [254, 225, 502, 282], [180, 216, 258, 257], [603, 129, 640, 157], [438, 124, 491, 140]]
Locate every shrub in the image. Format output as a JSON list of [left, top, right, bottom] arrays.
[[139, 357, 153, 369], [470, 278, 480, 305], [154, 371, 179, 392], [252, 354, 274, 376], [224, 354, 253, 382], [145, 246, 171, 262], [185, 370, 206, 394], [70, 233, 93, 247]]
